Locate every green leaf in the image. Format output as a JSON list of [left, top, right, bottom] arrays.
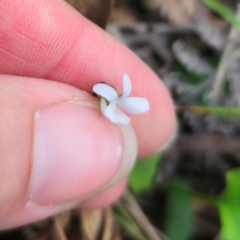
[[219, 169, 240, 240], [129, 154, 161, 193], [177, 106, 240, 117], [166, 179, 193, 240], [202, 0, 240, 29]]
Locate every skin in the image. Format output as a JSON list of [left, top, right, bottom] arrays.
[[0, 0, 176, 230]]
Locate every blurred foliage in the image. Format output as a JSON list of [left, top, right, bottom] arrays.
[[166, 180, 193, 240], [125, 0, 240, 240], [4, 1, 240, 240], [118, 0, 240, 239], [202, 0, 240, 29], [129, 153, 161, 193], [114, 202, 147, 240], [178, 106, 240, 116], [219, 169, 240, 240]]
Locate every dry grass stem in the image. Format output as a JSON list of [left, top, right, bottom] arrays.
[[80, 209, 104, 240], [52, 216, 68, 240], [102, 207, 115, 240], [122, 190, 168, 240], [209, 4, 240, 104]]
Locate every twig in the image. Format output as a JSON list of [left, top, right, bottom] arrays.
[[121, 189, 168, 240], [102, 208, 114, 240], [53, 216, 68, 240], [175, 134, 240, 153], [209, 4, 240, 104]]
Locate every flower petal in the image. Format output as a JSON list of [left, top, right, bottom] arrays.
[[115, 108, 131, 125], [104, 104, 117, 123], [93, 83, 118, 102], [119, 97, 150, 114], [121, 73, 132, 97]]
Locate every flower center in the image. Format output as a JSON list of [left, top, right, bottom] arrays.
[[112, 100, 119, 109]]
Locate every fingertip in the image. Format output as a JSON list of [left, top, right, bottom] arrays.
[[0, 0, 176, 158], [81, 180, 127, 209]]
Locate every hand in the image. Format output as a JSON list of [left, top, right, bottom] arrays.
[[0, 0, 176, 230]]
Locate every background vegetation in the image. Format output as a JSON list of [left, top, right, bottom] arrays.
[[2, 0, 240, 239]]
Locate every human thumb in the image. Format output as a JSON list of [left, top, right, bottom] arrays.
[[0, 75, 137, 229]]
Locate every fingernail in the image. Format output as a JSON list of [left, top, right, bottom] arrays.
[[30, 103, 127, 205], [81, 124, 138, 202]]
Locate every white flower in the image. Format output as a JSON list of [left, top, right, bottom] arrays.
[[93, 73, 150, 125]]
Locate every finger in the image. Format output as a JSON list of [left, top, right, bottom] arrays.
[[0, 0, 176, 157], [81, 180, 127, 209], [0, 75, 137, 229], [0, 181, 127, 230]]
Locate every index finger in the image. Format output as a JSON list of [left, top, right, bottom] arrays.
[[0, 0, 176, 157]]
